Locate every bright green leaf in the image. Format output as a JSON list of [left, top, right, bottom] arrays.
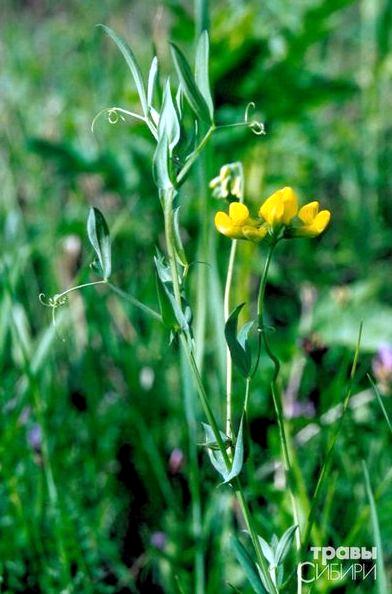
[[152, 130, 173, 190], [275, 525, 298, 566], [225, 304, 252, 378], [202, 422, 228, 479], [173, 208, 188, 269], [87, 207, 111, 280], [195, 30, 214, 120], [159, 79, 181, 152], [99, 25, 148, 117], [169, 42, 212, 124], [257, 535, 275, 566], [147, 56, 158, 107], [223, 415, 245, 483], [231, 537, 267, 594]]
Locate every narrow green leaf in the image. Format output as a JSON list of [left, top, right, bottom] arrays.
[[202, 423, 228, 479], [152, 130, 173, 190], [147, 56, 158, 107], [223, 415, 244, 483], [257, 536, 275, 566], [173, 208, 188, 268], [176, 84, 184, 117], [274, 525, 298, 566], [159, 79, 181, 152], [195, 30, 214, 120], [87, 207, 111, 279], [169, 42, 212, 124], [231, 537, 267, 594], [154, 254, 189, 333], [238, 320, 254, 352], [155, 273, 177, 330], [368, 374, 392, 435], [363, 461, 389, 594], [99, 25, 148, 116], [225, 304, 252, 378]]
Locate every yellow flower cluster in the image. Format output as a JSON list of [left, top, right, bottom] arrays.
[[214, 187, 330, 242]]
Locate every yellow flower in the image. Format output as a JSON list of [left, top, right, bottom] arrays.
[[296, 201, 331, 237], [214, 202, 250, 239], [214, 202, 267, 242], [259, 187, 298, 228]]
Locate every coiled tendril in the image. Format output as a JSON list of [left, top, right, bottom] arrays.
[[244, 102, 265, 136]]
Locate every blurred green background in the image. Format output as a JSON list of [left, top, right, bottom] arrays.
[[0, 0, 391, 592]]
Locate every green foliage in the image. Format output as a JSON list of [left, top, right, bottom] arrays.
[[225, 304, 253, 378], [87, 207, 112, 280], [0, 0, 391, 593]]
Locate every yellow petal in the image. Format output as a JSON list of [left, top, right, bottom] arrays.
[[259, 187, 297, 226], [215, 212, 233, 236], [314, 210, 330, 233], [280, 187, 298, 224], [298, 210, 331, 237], [242, 224, 268, 242], [215, 212, 244, 239], [229, 202, 249, 224], [259, 191, 281, 223], [298, 201, 319, 224]]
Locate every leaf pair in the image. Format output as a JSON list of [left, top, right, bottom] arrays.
[[225, 304, 254, 378], [152, 80, 181, 190], [257, 526, 298, 590], [202, 416, 245, 484], [232, 526, 298, 594], [154, 252, 191, 337]]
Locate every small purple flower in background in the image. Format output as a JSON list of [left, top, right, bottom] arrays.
[[27, 424, 42, 453], [285, 400, 315, 420], [372, 344, 392, 389], [150, 531, 167, 550], [168, 448, 184, 474]]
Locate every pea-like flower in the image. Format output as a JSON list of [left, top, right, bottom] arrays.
[[214, 186, 331, 243], [294, 201, 331, 237], [214, 202, 267, 241], [259, 186, 298, 228]]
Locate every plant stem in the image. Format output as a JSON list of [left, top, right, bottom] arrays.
[[176, 126, 215, 186], [224, 240, 238, 437], [108, 282, 162, 322], [256, 244, 303, 563]]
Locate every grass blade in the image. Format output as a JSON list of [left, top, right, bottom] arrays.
[[362, 461, 389, 594], [368, 373, 392, 434]]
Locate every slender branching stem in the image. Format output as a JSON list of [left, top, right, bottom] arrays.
[[256, 243, 303, 572]]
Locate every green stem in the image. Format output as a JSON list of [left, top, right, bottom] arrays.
[[176, 126, 215, 186], [256, 244, 303, 561], [54, 279, 107, 301], [107, 282, 162, 322], [224, 240, 238, 437]]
